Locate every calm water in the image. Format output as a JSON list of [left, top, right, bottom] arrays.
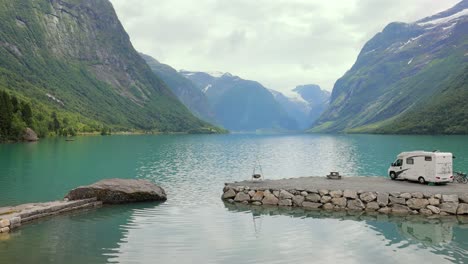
[[0, 134, 468, 264]]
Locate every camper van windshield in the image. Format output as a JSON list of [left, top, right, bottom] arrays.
[[394, 159, 403, 166]]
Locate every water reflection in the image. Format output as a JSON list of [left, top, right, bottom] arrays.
[[0, 203, 161, 264], [2, 134, 468, 263], [223, 202, 468, 263]]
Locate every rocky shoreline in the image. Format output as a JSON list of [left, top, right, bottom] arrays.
[[222, 180, 468, 216]]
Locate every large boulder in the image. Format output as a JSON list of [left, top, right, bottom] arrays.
[[302, 202, 322, 209], [377, 192, 389, 207], [252, 191, 265, 202], [222, 189, 236, 199], [343, 190, 358, 199], [459, 194, 468, 203], [347, 199, 365, 210], [262, 193, 279, 205], [391, 204, 411, 214], [331, 197, 347, 207], [234, 192, 250, 202], [360, 192, 377, 203], [439, 202, 459, 214], [389, 196, 406, 205], [65, 179, 167, 204], [293, 195, 305, 206], [457, 203, 468, 215], [427, 205, 440, 214], [442, 194, 458, 203], [305, 193, 321, 202], [406, 198, 429, 210], [23, 128, 38, 142]]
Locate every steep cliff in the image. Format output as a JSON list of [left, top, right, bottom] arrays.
[[0, 0, 216, 133]]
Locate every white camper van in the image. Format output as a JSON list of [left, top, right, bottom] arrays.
[[388, 151, 454, 184]]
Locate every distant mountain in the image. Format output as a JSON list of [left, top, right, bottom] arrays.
[[181, 71, 298, 131], [140, 53, 216, 123], [0, 0, 219, 137], [270, 85, 330, 130], [312, 0, 468, 134]]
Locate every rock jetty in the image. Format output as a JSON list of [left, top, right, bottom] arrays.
[[0, 198, 101, 234], [0, 179, 166, 234], [222, 176, 468, 216]]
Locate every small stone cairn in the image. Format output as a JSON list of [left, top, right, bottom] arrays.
[[222, 186, 468, 216]]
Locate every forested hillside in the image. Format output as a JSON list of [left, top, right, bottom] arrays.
[[0, 0, 220, 142]]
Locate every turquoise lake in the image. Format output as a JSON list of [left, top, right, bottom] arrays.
[[1, 134, 468, 263]]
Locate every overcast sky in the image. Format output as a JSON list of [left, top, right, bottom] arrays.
[[110, 0, 460, 93]]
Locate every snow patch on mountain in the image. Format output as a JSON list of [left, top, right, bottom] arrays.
[[283, 90, 309, 105], [442, 22, 457, 30], [203, 84, 212, 93], [206, 71, 225, 78], [417, 8, 468, 26]]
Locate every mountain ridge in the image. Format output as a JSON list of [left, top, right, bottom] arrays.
[[311, 0, 468, 134], [181, 71, 299, 131]]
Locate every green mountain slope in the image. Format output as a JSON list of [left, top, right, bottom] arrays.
[[140, 53, 216, 123], [311, 1, 468, 134], [0, 0, 217, 137], [375, 67, 468, 134]]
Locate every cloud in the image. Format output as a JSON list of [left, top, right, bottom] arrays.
[[109, 0, 461, 92]]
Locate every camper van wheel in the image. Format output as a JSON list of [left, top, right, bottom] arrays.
[[389, 172, 397, 180], [418, 177, 426, 184]]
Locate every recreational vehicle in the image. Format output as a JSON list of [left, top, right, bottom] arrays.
[[388, 151, 454, 184]]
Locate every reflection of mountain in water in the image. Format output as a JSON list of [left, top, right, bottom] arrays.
[[224, 202, 468, 263]]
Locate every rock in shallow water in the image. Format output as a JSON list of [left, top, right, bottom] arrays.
[[65, 179, 167, 204]]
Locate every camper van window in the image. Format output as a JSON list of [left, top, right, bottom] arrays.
[[406, 158, 414, 165], [425, 156, 432, 161]]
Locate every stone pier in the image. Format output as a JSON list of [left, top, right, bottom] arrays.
[[0, 178, 167, 234], [0, 198, 102, 234], [222, 176, 468, 216]]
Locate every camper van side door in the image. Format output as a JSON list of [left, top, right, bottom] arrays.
[[393, 159, 405, 178]]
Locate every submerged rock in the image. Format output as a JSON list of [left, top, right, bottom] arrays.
[[65, 179, 167, 204]]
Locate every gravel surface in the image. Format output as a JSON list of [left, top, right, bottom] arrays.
[[227, 176, 468, 195]]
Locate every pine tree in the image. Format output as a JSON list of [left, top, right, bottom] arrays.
[[21, 102, 33, 127], [51, 112, 61, 134], [11, 95, 19, 113], [0, 91, 14, 140]]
